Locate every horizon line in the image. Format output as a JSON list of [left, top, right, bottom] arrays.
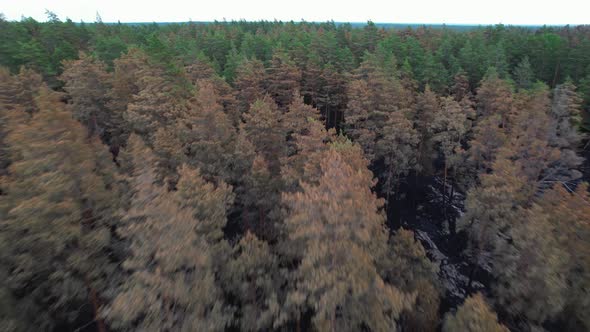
[[2, 14, 586, 26], [26, 19, 586, 27]]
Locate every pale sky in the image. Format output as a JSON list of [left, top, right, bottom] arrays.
[[1, 0, 588, 25]]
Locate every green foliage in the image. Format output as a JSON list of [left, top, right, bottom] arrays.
[[0, 16, 588, 107], [513, 56, 534, 90], [93, 35, 128, 68]]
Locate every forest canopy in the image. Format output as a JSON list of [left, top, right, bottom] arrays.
[[0, 12, 589, 332]]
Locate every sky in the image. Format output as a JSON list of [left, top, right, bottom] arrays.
[[1, 0, 588, 25]]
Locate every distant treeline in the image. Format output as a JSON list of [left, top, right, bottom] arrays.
[[101, 21, 544, 31], [1, 12, 590, 129]]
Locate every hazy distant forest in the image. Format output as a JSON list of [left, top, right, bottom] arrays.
[[1, 12, 590, 332]]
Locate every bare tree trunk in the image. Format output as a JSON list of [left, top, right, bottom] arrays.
[[413, 174, 418, 223], [449, 182, 456, 236], [91, 114, 99, 138], [552, 60, 560, 88], [443, 161, 448, 232], [259, 207, 264, 235], [385, 159, 394, 217], [466, 261, 477, 293], [331, 310, 336, 332], [85, 278, 106, 332]]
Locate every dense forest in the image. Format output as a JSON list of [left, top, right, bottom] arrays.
[[1, 12, 589, 332]]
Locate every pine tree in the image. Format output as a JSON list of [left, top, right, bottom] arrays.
[[502, 84, 580, 191], [231, 124, 257, 186], [491, 204, 568, 326], [345, 78, 378, 159], [513, 56, 534, 90], [283, 149, 414, 331], [226, 127, 260, 234], [345, 51, 408, 161], [0, 67, 18, 111], [329, 134, 376, 190], [124, 57, 191, 145], [265, 50, 302, 110], [106, 48, 149, 152], [462, 84, 581, 328], [152, 126, 186, 188], [374, 111, 420, 206], [0, 86, 120, 331], [223, 232, 281, 331], [459, 93, 477, 130], [414, 85, 441, 174], [380, 229, 440, 332], [579, 70, 590, 130], [400, 58, 418, 109], [551, 81, 584, 148], [539, 183, 590, 331], [175, 164, 234, 270], [0, 66, 43, 115], [178, 79, 237, 182], [282, 91, 321, 155], [242, 154, 283, 239], [222, 44, 242, 84], [281, 118, 334, 192], [431, 96, 469, 231], [547, 81, 585, 180], [125, 75, 186, 143], [104, 135, 231, 331], [458, 157, 527, 287], [185, 58, 239, 124], [467, 114, 507, 173], [243, 98, 286, 175], [60, 52, 125, 149], [233, 57, 266, 115], [302, 63, 347, 128], [450, 70, 471, 102], [432, 96, 469, 173], [319, 65, 348, 128], [420, 51, 449, 93], [476, 68, 514, 129], [184, 55, 218, 82], [443, 294, 509, 332], [0, 68, 32, 177], [301, 59, 324, 112], [463, 83, 583, 327], [15, 67, 44, 114], [504, 85, 563, 190]]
